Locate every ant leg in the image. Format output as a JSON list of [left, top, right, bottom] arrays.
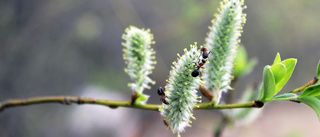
[[206, 51, 212, 60]]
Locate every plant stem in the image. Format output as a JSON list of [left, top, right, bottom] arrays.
[[0, 96, 160, 112], [0, 96, 259, 112], [290, 83, 309, 93], [195, 101, 256, 109], [291, 76, 319, 93]]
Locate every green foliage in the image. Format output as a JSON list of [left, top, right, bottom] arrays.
[[297, 96, 320, 120], [118, 1, 319, 136], [233, 45, 257, 78], [270, 63, 286, 85], [135, 93, 149, 104], [300, 84, 320, 98], [277, 59, 297, 92], [317, 60, 320, 78], [298, 83, 320, 120], [273, 52, 281, 64], [260, 66, 276, 101], [269, 93, 297, 101], [259, 53, 297, 102]]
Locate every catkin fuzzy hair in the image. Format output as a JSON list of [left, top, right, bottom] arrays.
[[203, 0, 246, 105], [122, 26, 156, 103], [160, 44, 204, 136]]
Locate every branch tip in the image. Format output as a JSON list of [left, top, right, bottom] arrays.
[[308, 76, 319, 86]]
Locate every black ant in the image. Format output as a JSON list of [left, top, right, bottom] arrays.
[[191, 47, 211, 77], [157, 87, 169, 105], [201, 47, 210, 59]]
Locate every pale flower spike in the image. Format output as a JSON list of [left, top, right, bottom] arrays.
[[160, 44, 204, 136], [203, 0, 246, 105], [122, 26, 156, 104]]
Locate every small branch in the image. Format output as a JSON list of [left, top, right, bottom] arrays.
[[195, 101, 259, 109], [291, 76, 318, 93], [290, 84, 309, 93], [0, 96, 160, 112], [0, 96, 263, 113]]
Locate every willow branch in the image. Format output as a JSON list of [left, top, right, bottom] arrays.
[[195, 101, 259, 109], [0, 96, 262, 112], [0, 96, 160, 112], [290, 83, 310, 93], [291, 76, 318, 93]]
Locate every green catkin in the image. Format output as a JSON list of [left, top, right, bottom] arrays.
[[203, 0, 246, 105], [160, 44, 204, 136], [122, 26, 156, 103]]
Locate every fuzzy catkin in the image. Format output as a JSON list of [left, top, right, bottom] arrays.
[[203, 0, 246, 105], [160, 44, 203, 136], [122, 26, 156, 97]]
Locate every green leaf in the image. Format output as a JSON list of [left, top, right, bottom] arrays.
[[243, 58, 258, 76], [269, 93, 297, 101], [260, 65, 276, 101], [274, 58, 297, 93], [300, 84, 320, 97], [297, 96, 320, 121], [317, 60, 320, 78], [273, 52, 281, 65], [233, 45, 257, 78], [315, 95, 320, 100], [233, 46, 247, 74], [270, 63, 287, 85], [135, 93, 149, 104]]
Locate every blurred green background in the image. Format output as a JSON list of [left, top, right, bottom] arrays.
[[0, 0, 320, 137]]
